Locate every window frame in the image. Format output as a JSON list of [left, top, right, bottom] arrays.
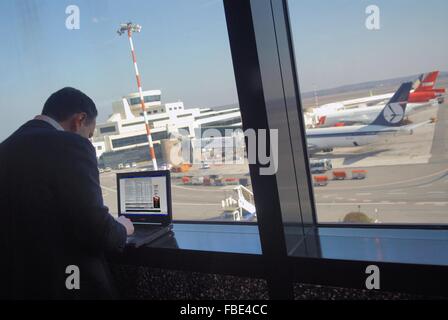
[[222, 0, 448, 298]]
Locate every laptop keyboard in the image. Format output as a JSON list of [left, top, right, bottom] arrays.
[[126, 225, 169, 246]]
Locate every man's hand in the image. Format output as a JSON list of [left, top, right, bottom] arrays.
[[117, 216, 134, 236]]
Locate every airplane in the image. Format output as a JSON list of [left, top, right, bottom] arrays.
[[306, 82, 429, 154], [315, 96, 432, 128], [313, 71, 444, 127], [409, 71, 445, 103]]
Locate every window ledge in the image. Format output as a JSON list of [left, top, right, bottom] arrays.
[[289, 227, 448, 266]]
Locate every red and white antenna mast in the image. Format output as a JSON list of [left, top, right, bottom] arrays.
[[118, 22, 158, 170]]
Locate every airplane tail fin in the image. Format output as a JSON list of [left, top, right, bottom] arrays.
[[371, 82, 413, 127], [414, 71, 439, 92], [412, 74, 424, 90], [318, 116, 326, 126]]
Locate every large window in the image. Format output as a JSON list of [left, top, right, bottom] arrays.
[[195, 108, 240, 120], [0, 0, 254, 223], [288, 0, 448, 225], [129, 95, 161, 106], [99, 126, 116, 134], [3, 0, 447, 299], [111, 132, 169, 149]]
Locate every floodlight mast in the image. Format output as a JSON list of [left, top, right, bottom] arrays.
[[117, 22, 158, 170]]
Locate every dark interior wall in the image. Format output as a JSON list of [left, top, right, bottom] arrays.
[[111, 264, 443, 300], [111, 265, 269, 300], [293, 284, 440, 300]]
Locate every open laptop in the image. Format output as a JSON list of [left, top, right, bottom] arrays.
[[117, 170, 173, 248]]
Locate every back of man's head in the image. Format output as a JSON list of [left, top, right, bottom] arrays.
[[42, 87, 97, 123]]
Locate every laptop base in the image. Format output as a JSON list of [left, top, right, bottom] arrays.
[[126, 224, 173, 248]]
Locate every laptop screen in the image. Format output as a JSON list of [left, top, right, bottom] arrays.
[[118, 174, 169, 216]]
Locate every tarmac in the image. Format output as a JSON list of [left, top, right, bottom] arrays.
[[100, 82, 448, 224]]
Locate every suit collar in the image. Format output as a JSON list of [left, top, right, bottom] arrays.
[[22, 119, 59, 131], [34, 115, 65, 131]]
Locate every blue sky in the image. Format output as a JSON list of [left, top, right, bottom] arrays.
[[0, 0, 236, 140], [289, 0, 448, 90], [0, 0, 447, 140]]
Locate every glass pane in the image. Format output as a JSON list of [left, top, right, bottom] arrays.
[[0, 0, 255, 223], [288, 0, 448, 224]]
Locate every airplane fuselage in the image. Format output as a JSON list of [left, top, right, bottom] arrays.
[[317, 102, 431, 127], [307, 81, 421, 154], [306, 124, 401, 151]]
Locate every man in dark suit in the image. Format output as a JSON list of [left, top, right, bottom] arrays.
[[0, 87, 134, 300]]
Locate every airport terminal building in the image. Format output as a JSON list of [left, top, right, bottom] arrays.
[[91, 90, 244, 168]]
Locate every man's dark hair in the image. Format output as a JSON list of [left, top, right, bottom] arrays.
[[42, 87, 98, 123]]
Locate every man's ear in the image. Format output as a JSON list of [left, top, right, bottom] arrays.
[[68, 113, 83, 132], [81, 113, 88, 121], [77, 113, 87, 124]]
